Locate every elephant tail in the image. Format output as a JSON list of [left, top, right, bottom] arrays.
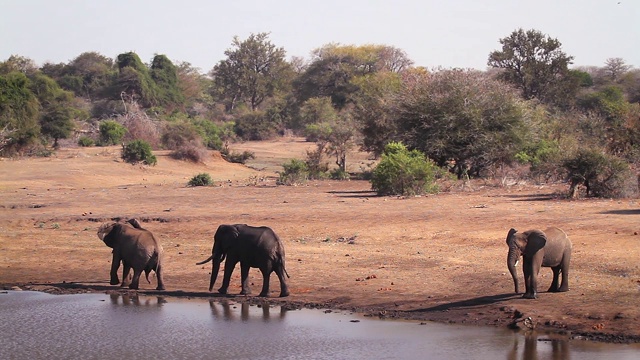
[[196, 255, 213, 265]]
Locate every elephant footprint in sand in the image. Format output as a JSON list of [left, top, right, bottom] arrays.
[[97, 219, 165, 290], [506, 227, 572, 299], [197, 224, 290, 297]]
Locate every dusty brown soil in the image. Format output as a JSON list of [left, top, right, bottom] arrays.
[[1, 137, 639, 343]]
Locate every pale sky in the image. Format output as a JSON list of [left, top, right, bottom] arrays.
[[1, 0, 638, 73]]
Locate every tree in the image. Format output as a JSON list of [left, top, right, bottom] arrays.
[[30, 73, 77, 147], [150, 54, 184, 109], [488, 28, 575, 104], [43, 52, 115, 100], [294, 44, 413, 110], [394, 69, 529, 178], [0, 72, 40, 154], [113, 52, 158, 108], [211, 32, 292, 112], [603, 58, 632, 82]]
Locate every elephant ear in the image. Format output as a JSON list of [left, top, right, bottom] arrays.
[[506, 228, 518, 245], [524, 229, 547, 254], [97, 222, 118, 244]]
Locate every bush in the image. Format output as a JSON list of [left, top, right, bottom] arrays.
[[188, 173, 213, 187], [563, 148, 633, 198], [222, 150, 255, 164], [171, 143, 208, 163], [121, 140, 157, 166], [371, 142, 440, 196], [278, 159, 309, 185], [99, 120, 126, 145], [77, 136, 95, 147], [329, 168, 350, 180]]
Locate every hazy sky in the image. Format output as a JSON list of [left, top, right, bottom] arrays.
[[1, 0, 638, 73]]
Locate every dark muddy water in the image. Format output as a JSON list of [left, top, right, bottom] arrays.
[[0, 291, 637, 359]]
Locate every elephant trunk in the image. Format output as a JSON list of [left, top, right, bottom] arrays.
[[507, 246, 520, 294], [209, 256, 221, 292]]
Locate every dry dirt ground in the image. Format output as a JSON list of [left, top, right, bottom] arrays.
[[1, 137, 639, 343]]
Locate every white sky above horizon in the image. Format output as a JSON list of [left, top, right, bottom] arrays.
[[1, 0, 638, 73]]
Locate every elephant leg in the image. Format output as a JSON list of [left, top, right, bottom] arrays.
[[558, 256, 570, 292], [219, 260, 236, 294], [522, 258, 539, 299], [121, 263, 131, 287], [129, 269, 142, 290], [274, 265, 289, 297], [110, 253, 122, 286], [240, 263, 252, 295], [155, 264, 165, 291], [548, 266, 561, 292], [258, 266, 271, 297]]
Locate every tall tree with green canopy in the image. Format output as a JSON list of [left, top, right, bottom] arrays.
[[0, 72, 40, 154], [488, 29, 575, 104], [294, 44, 412, 110], [29, 73, 77, 147], [113, 52, 158, 107], [150, 54, 184, 110], [394, 68, 529, 178], [211, 32, 292, 112], [54, 51, 115, 100]]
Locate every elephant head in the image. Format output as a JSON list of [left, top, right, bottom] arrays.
[[506, 228, 547, 294], [196, 224, 237, 292]]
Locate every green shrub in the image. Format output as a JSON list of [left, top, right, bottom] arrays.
[[77, 136, 95, 147], [563, 148, 633, 198], [222, 150, 255, 164], [329, 168, 349, 180], [278, 159, 309, 185], [99, 120, 126, 145], [121, 140, 157, 166], [188, 173, 213, 187], [371, 142, 440, 196]]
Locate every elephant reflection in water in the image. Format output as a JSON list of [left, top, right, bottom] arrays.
[[507, 332, 569, 360], [208, 300, 286, 322], [108, 293, 166, 307]]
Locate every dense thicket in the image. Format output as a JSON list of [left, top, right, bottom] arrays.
[[1, 30, 638, 198]]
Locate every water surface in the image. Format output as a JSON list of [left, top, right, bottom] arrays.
[[0, 291, 637, 359]]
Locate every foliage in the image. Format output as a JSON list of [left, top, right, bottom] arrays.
[[150, 54, 185, 109], [222, 150, 255, 164], [170, 142, 208, 163], [161, 122, 201, 150], [121, 139, 157, 165], [190, 118, 223, 150], [234, 110, 281, 140], [211, 32, 293, 111], [278, 159, 309, 185], [329, 168, 350, 180], [30, 73, 77, 147], [0, 71, 40, 155], [113, 52, 158, 107], [488, 28, 575, 105], [188, 173, 213, 187], [99, 120, 126, 145], [394, 68, 529, 178], [562, 148, 633, 198], [351, 70, 404, 156], [371, 142, 440, 196], [293, 44, 412, 109], [77, 136, 95, 147], [297, 96, 337, 130]]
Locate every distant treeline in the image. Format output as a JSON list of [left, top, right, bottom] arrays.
[[1, 29, 639, 197]]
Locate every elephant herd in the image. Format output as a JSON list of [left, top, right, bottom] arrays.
[[97, 219, 571, 299]]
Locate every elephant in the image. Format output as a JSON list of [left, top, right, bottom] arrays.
[[97, 219, 165, 290], [196, 224, 290, 297], [506, 227, 572, 299]]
